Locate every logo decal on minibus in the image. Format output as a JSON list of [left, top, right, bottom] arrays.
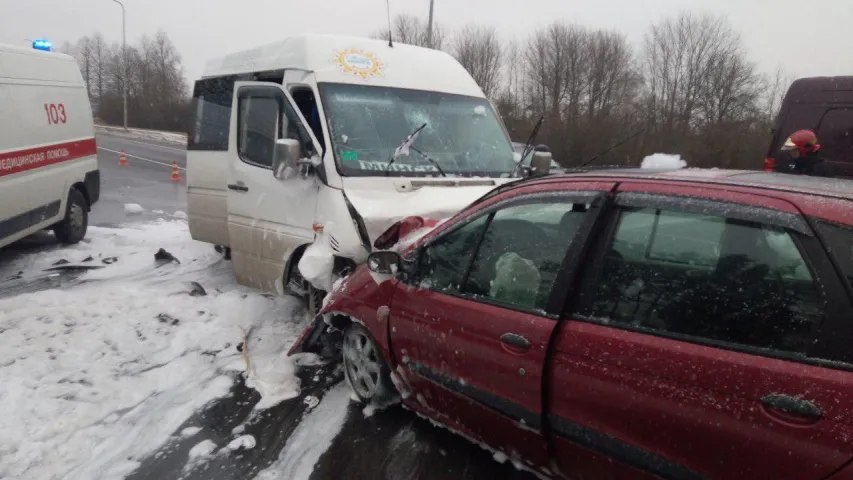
[[331, 49, 384, 80]]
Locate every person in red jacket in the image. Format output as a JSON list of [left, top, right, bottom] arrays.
[[774, 129, 834, 177]]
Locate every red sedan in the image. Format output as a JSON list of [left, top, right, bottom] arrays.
[[290, 169, 853, 480]]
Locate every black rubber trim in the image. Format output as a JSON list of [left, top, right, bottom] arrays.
[[84, 169, 100, 206], [407, 361, 541, 429], [548, 414, 707, 480], [0, 200, 61, 241], [342, 191, 372, 254]]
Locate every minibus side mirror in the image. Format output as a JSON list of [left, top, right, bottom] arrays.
[[530, 150, 553, 178], [273, 138, 302, 179]]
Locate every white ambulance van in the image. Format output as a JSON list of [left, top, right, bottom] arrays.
[[187, 34, 544, 310], [0, 44, 99, 249]]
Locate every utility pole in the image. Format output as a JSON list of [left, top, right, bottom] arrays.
[[111, 0, 128, 130], [426, 0, 435, 48]]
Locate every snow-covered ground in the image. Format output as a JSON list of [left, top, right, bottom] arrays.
[[0, 220, 313, 479], [95, 124, 187, 147]]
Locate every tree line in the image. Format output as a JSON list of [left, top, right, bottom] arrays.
[[61, 31, 188, 132], [375, 12, 791, 169]]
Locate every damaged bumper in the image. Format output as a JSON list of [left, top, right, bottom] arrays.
[[288, 315, 342, 359]]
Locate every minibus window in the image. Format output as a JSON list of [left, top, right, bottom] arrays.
[[188, 76, 239, 151], [319, 83, 514, 177]]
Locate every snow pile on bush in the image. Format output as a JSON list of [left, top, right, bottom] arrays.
[[0, 220, 307, 479], [641, 153, 687, 169]]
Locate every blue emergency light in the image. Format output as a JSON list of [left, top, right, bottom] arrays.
[[32, 39, 52, 52]]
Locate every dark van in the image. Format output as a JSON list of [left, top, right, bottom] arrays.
[[765, 76, 853, 177]]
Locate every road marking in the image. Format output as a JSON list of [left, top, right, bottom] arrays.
[[97, 147, 186, 171], [100, 136, 187, 153]]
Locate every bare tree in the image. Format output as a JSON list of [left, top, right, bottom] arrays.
[[585, 30, 636, 120], [90, 33, 108, 104], [641, 13, 743, 146], [698, 50, 763, 126], [371, 14, 446, 50], [524, 23, 589, 119], [69, 30, 188, 131], [73, 36, 94, 97], [453, 25, 502, 98], [763, 68, 793, 121]]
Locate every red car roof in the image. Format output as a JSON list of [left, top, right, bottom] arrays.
[[539, 168, 853, 202]]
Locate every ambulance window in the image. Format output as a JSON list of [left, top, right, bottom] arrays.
[[188, 76, 237, 151]]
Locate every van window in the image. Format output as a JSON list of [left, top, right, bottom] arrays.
[[816, 108, 853, 162], [188, 76, 238, 151], [318, 83, 515, 178], [237, 96, 281, 168]]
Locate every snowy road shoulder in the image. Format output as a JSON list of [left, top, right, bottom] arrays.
[[0, 220, 309, 480]]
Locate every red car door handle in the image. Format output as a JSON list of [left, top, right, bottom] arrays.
[[760, 394, 822, 420], [500, 333, 531, 351]]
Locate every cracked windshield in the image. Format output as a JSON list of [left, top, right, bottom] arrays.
[[1, 0, 852, 479]]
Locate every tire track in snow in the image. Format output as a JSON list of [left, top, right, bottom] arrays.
[[255, 383, 351, 480]]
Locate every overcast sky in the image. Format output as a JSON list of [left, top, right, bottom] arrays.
[[2, 0, 850, 84]]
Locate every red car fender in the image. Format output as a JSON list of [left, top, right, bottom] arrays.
[[288, 266, 398, 364]]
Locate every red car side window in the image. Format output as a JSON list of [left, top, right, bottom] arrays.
[[590, 206, 824, 353], [418, 215, 489, 292]]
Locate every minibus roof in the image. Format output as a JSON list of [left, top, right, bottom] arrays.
[[201, 34, 485, 98]]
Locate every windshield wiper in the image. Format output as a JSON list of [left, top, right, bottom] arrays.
[[410, 146, 447, 177], [511, 115, 544, 178], [385, 123, 427, 177]]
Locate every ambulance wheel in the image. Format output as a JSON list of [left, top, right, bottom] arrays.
[[54, 189, 88, 245]]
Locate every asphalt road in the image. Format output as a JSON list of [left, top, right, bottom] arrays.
[[0, 132, 536, 480], [93, 133, 188, 226]]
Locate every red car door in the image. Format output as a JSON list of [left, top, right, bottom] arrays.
[[389, 181, 616, 473], [548, 181, 853, 479]]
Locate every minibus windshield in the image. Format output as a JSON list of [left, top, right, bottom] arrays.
[[318, 83, 515, 177]]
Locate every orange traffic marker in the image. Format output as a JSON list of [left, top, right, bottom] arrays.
[[119, 149, 128, 166], [171, 161, 182, 182]]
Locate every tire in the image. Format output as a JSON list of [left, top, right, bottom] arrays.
[[342, 323, 394, 403], [54, 189, 88, 245]]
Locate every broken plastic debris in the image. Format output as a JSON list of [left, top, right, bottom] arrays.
[[189, 281, 207, 297], [154, 248, 180, 264], [303, 395, 320, 409]]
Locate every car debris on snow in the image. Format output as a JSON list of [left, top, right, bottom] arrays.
[[154, 248, 180, 264], [188, 281, 207, 297], [156, 313, 180, 326]]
